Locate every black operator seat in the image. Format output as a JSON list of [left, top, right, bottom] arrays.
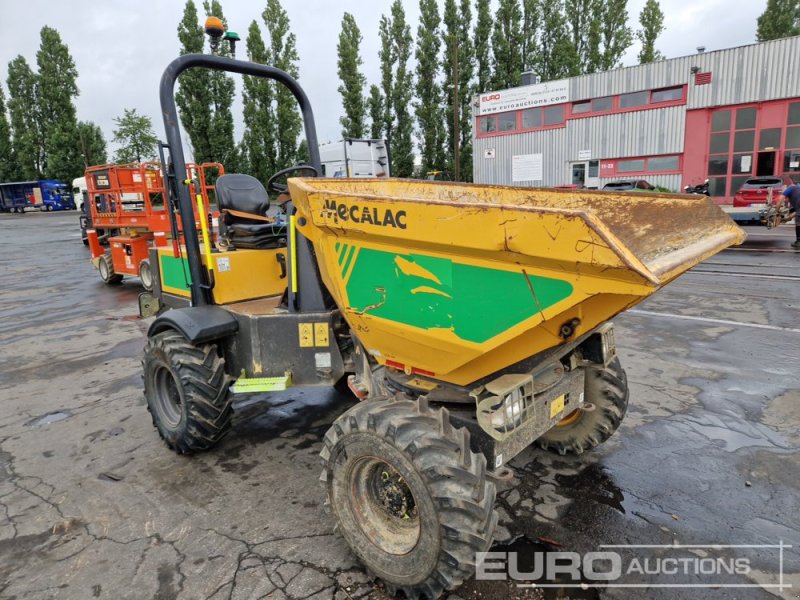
[[215, 174, 286, 250]]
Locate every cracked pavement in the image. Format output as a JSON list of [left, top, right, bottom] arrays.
[[0, 211, 798, 599]]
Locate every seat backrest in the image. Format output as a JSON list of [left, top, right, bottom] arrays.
[[216, 174, 270, 223]]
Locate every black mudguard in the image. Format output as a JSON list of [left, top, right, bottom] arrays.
[[148, 306, 239, 345]]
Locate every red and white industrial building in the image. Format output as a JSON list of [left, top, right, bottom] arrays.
[[472, 35, 800, 203]]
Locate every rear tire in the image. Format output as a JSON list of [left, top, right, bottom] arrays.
[[98, 254, 123, 285], [537, 357, 629, 455], [139, 259, 154, 291], [321, 397, 497, 599], [143, 330, 233, 453]]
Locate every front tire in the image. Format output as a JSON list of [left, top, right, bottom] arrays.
[[143, 330, 233, 453], [321, 397, 497, 599], [537, 357, 629, 455], [98, 254, 123, 284]]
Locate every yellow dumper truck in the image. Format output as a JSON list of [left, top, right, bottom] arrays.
[[139, 54, 745, 599]]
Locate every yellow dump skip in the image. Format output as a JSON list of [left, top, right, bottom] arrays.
[[288, 178, 745, 386]]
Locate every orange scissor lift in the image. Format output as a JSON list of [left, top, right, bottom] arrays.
[[85, 162, 223, 290]]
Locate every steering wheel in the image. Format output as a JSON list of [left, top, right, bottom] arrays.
[[266, 164, 319, 195]]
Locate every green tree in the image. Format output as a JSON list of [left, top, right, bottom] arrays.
[[263, 0, 302, 170], [565, 0, 603, 73], [112, 108, 159, 163], [241, 20, 276, 185], [474, 0, 493, 92], [337, 13, 367, 138], [538, 0, 581, 80], [77, 121, 108, 167], [176, 0, 214, 163], [5, 56, 40, 179], [443, 0, 475, 180], [37, 26, 83, 181], [0, 86, 17, 182], [637, 0, 665, 63], [491, 0, 523, 89], [521, 0, 541, 72], [599, 0, 633, 71], [378, 14, 395, 149], [390, 0, 415, 177], [415, 0, 444, 173], [756, 0, 800, 41], [367, 84, 384, 139], [203, 0, 238, 169]]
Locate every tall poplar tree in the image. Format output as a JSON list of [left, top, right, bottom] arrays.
[[77, 121, 108, 167], [521, 0, 540, 71], [389, 1, 415, 177], [491, 0, 523, 90], [565, 0, 603, 73], [37, 26, 82, 181], [474, 0, 493, 92], [756, 0, 799, 41], [263, 0, 302, 170], [443, 0, 475, 180], [415, 0, 444, 173], [599, 0, 633, 71], [0, 86, 17, 182], [6, 56, 40, 179], [337, 13, 367, 138], [637, 0, 665, 64], [378, 15, 395, 150], [176, 0, 214, 163], [203, 0, 238, 170], [538, 0, 580, 80], [241, 20, 276, 184], [368, 85, 384, 139]]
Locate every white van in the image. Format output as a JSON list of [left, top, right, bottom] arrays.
[[318, 139, 390, 178], [72, 176, 87, 211]]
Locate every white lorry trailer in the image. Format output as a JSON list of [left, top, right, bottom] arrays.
[[318, 138, 390, 178]]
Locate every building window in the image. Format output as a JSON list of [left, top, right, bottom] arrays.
[[784, 150, 800, 172], [759, 128, 781, 150], [736, 107, 757, 130], [708, 177, 727, 197], [572, 101, 590, 114], [543, 105, 565, 126], [648, 156, 679, 172], [522, 108, 542, 129], [708, 155, 728, 176], [619, 91, 649, 109], [651, 87, 683, 103], [618, 158, 646, 173], [789, 102, 800, 125], [711, 110, 731, 132], [479, 116, 496, 134], [498, 112, 517, 132], [733, 130, 755, 152], [709, 132, 730, 154], [591, 96, 613, 112], [785, 126, 800, 149], [730, 175, 750, 194]]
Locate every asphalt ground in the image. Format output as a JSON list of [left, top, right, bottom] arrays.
[[0, 210, 798, 600]]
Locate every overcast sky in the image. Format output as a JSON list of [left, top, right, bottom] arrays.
[[0, 0, 765, 160]]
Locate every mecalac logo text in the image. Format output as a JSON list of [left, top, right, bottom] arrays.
[[322, 199, 407, 229]]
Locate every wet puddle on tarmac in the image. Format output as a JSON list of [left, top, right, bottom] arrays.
[[25, 410, 72, 427]]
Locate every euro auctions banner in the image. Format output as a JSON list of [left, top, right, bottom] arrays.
[[478, 80, 570, 115]]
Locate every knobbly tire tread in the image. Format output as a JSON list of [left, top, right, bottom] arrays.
[[143, 330, 233, 454], [99, 254, 123, 285], [321, 397, 498, 599], [538, 357, 629, 455]]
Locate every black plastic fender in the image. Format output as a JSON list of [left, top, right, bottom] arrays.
[[148, 306, 239, 345]]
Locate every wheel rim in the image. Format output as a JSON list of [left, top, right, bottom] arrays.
[[556, 408, 583, 427], [349, 456, 421, 555], [99, 259, 108, 280], [153, 365, 183, 428], [140, 262, 152, 289]]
